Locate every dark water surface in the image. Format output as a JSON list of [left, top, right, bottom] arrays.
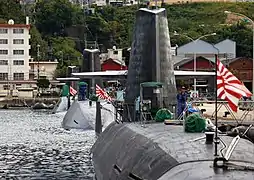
[[0, 109, 95, 179]]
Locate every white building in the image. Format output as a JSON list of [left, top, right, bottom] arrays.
[[29, 60, 59, 81], [94, 0, 107, 6], [175, 39, 236, 64], [99, 46, 123, 61], [124, 0, 139, 5], [0, 18, 31, 92], [107, 46, 123, 61]]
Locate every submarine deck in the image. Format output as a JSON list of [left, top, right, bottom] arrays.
[[91, 122, 254, 180], [126, 123, 254, 163]]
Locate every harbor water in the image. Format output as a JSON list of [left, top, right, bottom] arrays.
[[0, 109, 95, 179]]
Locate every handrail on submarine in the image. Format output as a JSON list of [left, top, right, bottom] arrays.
[[213, 124, 253, 169]]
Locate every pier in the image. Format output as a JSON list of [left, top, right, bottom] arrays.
[[0, 97, 59, 108]]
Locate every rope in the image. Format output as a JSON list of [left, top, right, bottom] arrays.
[[155, 108, 172, 122]]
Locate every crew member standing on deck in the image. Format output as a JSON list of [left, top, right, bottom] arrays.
[[177, 86, 187, 118]]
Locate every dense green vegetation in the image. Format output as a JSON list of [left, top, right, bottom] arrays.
[[1, 0, 254, 77]]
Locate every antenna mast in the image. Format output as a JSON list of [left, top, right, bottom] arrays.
[[214, 54, 219, 157]]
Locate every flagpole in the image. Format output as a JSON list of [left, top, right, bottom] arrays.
[[67, 81, 71, 110], [214, 54, 218, 157]]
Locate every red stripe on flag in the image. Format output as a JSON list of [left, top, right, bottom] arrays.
[[95, 84, 112, 102], [70, 86, 77, 96], [217, 58, 252, 112]]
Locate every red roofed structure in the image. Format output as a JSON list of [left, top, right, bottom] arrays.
[[101, 58, 128, 71]]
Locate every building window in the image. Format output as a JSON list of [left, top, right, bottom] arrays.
[[13, 50, 24, 55], [0, 60, 8, 65], [13, 60, 24, 65], [3, 85, 10, 90], [0, 50, 8, 54], [0, 73, 8, 80], [13, 29, 24, 34], [0, 29, 8, 34], [13, 73, 24, 80], [113, 51, 118, 55], [13, 39, 24, 44], [0, 39, 8, 44]]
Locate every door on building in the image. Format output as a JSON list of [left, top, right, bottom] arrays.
[[243, 82, 252, 92]]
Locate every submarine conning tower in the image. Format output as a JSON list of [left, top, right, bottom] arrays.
[[82, 49, 102, 94], [124, 8, 177, 121]]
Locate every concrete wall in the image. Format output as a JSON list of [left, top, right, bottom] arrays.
[[18, 89, 33, 98]]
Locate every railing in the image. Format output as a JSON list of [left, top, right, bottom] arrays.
[[198, 92, 216, 100], [0, 90, 19, 97]]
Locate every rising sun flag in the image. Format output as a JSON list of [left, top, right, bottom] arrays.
[[96, 84, 112, 102], [70, 86, 77, 96], [217, 58, 252, 112]]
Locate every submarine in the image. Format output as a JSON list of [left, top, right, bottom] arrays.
[[90, 7, 254, 180]]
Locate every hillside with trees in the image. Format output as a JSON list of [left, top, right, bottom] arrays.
[[1, 0, 254, 77]]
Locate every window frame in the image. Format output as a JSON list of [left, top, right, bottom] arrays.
[[0, 39, 8, 44], [0, 50, 8, 54], [13, 28, 24, 34], [0, 60, 8, 65], [13, 73, 24, 80], [13, 39, 24, 44], [0, 73, 8, 80], [13, 50, 24, 55], [0, 29, 8, 34], [13, 60, 24, 65]]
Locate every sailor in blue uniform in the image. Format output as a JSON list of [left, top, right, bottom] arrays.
[[177, 87, 188, 118], [135, 96, 140, 121]]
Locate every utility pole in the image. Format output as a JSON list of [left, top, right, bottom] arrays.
[[84, 33, 87, 49], [37, 44, 40, 97], [59, 51, 63, 66], [37, 44, 40, 80]]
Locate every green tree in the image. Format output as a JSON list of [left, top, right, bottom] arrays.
[[2, 1, 253, 78], [37, 78, 50, 93], [50, 37, 82, 64], [215, 22, 252, 57], [30, 25, 48, 59], [54, 67, 68, 78], [49, 37, 82, 77], [34, 0, 82, 36], [0, 0, 25, 23]]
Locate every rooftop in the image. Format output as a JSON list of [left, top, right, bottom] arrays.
[[29, 61, 58, 64], [0, 24, 30, 28], [139, 8, 166, 14]]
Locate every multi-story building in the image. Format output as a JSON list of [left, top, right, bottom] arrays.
[[70, 0, 138, 7], [0, 18, 31, 92], [29, 59, 58, 81], [149, 0, 235, 6]]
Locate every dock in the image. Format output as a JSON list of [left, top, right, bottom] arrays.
[[0, 97, 59, 108]]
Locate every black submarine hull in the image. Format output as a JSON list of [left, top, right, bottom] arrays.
[[91, 122, 178, 180], [91, 122, 254, 180], [91, 6, 254, 180]]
